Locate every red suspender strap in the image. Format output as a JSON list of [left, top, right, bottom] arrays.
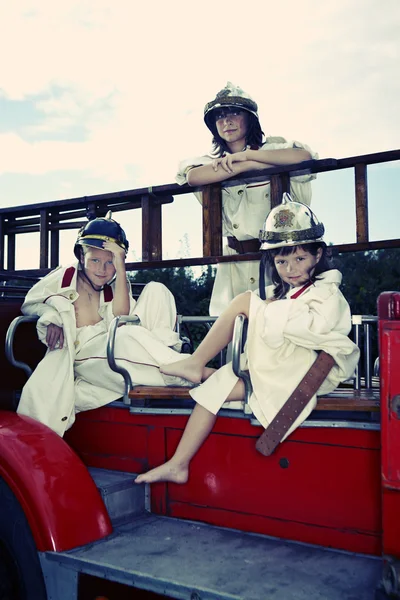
[[61, 267, 75, 288], [290, 281, 313, 299], [103, 285, 113, 302]]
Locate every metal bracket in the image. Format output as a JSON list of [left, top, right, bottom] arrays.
[[5, 315, 39, 378], [232, 314, 253, 415], [106, 314, 140, 404]]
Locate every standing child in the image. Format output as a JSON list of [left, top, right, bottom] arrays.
[[17, 212, 192, 436], [176, 82, 318, 316], [136, 194, 360, 484]]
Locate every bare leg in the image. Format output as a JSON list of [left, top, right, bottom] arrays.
[[135, 379, 245, 485], [135, 404, 217, 484], [160, 292, 251, 383]]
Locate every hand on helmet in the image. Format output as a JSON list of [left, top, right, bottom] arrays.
[[103, 240, 126, 268]]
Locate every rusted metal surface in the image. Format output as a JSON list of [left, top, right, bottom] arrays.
[[202, 184, 222, 257]]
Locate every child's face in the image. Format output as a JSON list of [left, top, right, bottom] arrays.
[[81, 247, 116, 288], [215, 109, 249, 148], [274, 247, 322, 288]]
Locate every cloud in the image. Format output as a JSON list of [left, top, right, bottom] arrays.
[[0, 0, 398, 192]]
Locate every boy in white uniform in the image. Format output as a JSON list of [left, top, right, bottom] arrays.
[[17, 213, 189, 436], [176, 82, 318, 316]]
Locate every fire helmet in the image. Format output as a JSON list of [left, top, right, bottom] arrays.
[[259, 193, 325, 251], [74, 211, 129, 259], [204, 81, 259, 133]]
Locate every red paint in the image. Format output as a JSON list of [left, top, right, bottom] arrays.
[[64, 405, 382, 554], [146, 426, 168, 514], [379, 293, 400, 557], [378, 291, 400, 321], [166, 428, 381, 538], [0, 412, 112, 552]]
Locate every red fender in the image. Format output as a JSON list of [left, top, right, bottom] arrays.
[[0, 411, 112, 552]]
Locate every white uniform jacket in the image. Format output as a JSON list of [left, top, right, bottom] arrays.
[[17, 264, 183, 436], [191, 270, 360, 440], [176, 137, 318, 315]]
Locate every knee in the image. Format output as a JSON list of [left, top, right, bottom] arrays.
[[233, 291, 251, 314], [142, 281, 172, 297]]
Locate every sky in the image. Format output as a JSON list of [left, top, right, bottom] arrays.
[[0, 0, 399, 269]]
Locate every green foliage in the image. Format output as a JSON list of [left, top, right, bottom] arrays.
[[334, 248, 400, 315], [129, 265, 215, 316], [129, 266, 217, 355], [130, 249, 400, 319]]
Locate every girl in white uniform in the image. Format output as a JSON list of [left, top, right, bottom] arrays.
[[176, 82, 318, 316], [136, 195, 360, 485]]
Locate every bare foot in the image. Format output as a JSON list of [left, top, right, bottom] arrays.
[[160, 358, 203, 384], [135, 460, 189, 484]]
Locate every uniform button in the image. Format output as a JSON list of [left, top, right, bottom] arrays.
[[233, 224, 239, 229], [69, 293, 75, 300], [238, 190, 244, 195], [74, 340, 79, 347], [61, 417, 67, 422], [250, 277, 256, 284]]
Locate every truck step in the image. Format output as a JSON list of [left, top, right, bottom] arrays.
[[88, 467, 146, 526], [41, 514, 382, 600]]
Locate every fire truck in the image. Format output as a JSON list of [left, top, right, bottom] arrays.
[[0, 150, 399, 599]]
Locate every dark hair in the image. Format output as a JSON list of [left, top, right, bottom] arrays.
[[259, 242, 333, 300], [209, 112, 264, 157]]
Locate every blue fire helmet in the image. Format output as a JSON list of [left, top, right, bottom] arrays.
[[74, 212, 129, 259]]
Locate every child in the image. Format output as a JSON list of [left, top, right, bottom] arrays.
[[135, 194, 360, 484], [176, 82, 318, 316], [17, 212, 191, 436]]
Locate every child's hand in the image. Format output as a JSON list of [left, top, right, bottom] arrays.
[[103, 241, 126, 268], [46, 324, 64, 350], [212, 151, 247, 173]]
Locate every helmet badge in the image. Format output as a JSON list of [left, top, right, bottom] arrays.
[[274, 209, 295, 229]]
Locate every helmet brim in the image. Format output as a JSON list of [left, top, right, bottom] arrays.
[[74, 236, 128, 260], [204, 103, 259, 132], [260, 236, 325, 251]]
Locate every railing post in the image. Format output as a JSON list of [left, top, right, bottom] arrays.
[[7, 219, 16, 270], [355, 164, 369, 243], [50, 212, 60, 269], [202, 183, 222, 257], [0, 217, 4, 270], [270, 174, 290, 208], [39, 209, 49, 269], [142, 194, 162, 261]]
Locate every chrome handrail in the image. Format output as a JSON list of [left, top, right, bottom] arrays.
[[352, 315, 379, 389], [232, 314, 253, 414], [5, 315, 39, 378], [106, 314, 140, 404]]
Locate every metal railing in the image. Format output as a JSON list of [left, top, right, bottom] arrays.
[[352, 315, 379, 390], [0, 149, 399, 275]]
